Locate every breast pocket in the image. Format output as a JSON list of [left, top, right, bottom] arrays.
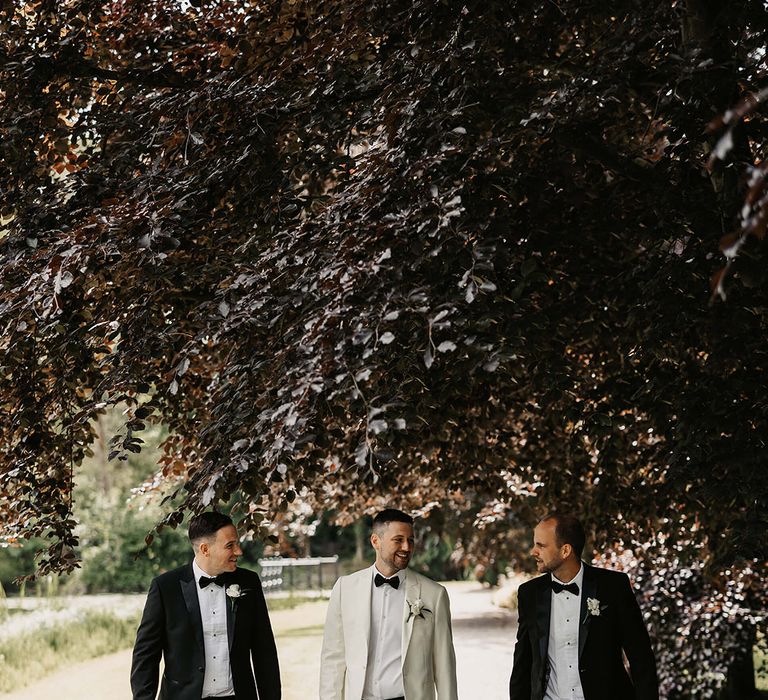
[[410, 612, 435, 645]]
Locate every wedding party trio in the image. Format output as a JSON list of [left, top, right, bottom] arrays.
[[131, 509, 658, 700]]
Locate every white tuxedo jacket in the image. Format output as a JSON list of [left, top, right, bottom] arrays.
[[320, 567, 458, 700]]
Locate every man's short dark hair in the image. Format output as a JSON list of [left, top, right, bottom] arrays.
[[188, 511, 234, 545], [372, 508, 414, 534], [540, 512, 586, 559]]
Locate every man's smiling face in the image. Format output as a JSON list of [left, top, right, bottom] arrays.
[[372, 520, 415, 577], [200, 524, 243, 575]]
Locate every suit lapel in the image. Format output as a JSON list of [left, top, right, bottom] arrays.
[[357, 568, 373, 658], [225, 571, 236, 652], [578, 564, 597, 659], [401, 570, 420, 664], [536, 575, 552, 662], [180, 564, 205, 652]]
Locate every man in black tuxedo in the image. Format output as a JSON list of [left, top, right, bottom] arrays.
[[131, 511, 281, 700], [509, 513, 658, 700]]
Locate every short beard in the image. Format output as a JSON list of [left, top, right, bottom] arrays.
[[540, 555, 564, 575], [385, 553, 410, 571]]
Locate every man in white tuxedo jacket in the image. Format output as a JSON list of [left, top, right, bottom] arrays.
[[320, 508, 458, 700]]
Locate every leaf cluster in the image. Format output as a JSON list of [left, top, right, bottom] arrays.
[[1, 1, 767, 693]]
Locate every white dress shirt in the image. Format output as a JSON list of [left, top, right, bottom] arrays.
[[362, 565, 406, 700], [192, 560, 235, 698], [545, 564, 585, 700]]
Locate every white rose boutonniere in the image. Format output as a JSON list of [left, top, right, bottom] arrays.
[[407, 598, 432, 621], [226, 583, 248, 611], [584, 597, 608, 623]]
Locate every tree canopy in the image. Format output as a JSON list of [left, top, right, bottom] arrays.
[[1, 1, 767, 696]]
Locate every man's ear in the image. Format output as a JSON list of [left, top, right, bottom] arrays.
[[370, 533, 379, 550], [199, 541, 209, 556], [562, 543, 573, 560]]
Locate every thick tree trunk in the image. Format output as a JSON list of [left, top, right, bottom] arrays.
[[354, 519, 366, 562]]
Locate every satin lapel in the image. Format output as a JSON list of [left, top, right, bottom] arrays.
[[536, 575, 552, 662], [180, 565, 205, 652], [401, 571, 420, 664], [579, 565, 597, 659], [225, 572, 237, 652], [358, 569, 373, 658]]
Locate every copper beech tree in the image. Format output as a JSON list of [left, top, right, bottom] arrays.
[[1, 1, 767, 697]]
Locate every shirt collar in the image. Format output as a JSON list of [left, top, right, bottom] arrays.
[[192, 558, 217, 583], [551, 562, 584, 589]]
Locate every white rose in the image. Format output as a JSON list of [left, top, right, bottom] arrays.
[[226, 584, 242, 598], [587, 597, 601, 616], [409, 598, 425, 617]]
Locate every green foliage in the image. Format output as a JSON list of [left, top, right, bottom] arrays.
[[72, 415, 194, 591], [0, 611, 140, 693], [0, 539, 46, 593], [756, 632, 768, 692], [308, 512, 365, 560], [410, 532, 458, 582], [78, 511, 190, 593]]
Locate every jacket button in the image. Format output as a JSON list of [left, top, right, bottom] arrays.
[[198, 666, 204, 672]]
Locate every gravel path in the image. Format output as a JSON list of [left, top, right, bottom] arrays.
[[0, 582, 517, 700]]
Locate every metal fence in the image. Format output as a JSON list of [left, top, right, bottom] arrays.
[[258, 556, 340, 594]]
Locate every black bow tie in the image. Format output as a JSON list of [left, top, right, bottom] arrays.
[[551, 580, 579, 595], [199, 574, 228, 589], [374, 573, 400, 589]]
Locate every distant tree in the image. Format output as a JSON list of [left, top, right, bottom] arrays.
[[1, 1, 767, 696]]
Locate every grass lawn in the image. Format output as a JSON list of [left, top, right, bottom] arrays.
[[756, 645, 767, 693], [266, 594, 328, 612], [0, 611, 140, 693]]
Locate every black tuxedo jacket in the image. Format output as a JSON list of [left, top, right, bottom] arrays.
[[131, 564, 281, 700], [509, 565, 658, 700]]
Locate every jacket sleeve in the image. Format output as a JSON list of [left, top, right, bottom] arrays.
[[509, 585, 533, 700], [131, 578, 164, 700], [319, 578, 346, 700], [432, 585, 458, 700], [249, 574, 282, 700], [618, 574, 659, 700]]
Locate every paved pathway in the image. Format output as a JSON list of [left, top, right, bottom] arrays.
[[0, 582, 517, 700], [449, 582, 517, 699]]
